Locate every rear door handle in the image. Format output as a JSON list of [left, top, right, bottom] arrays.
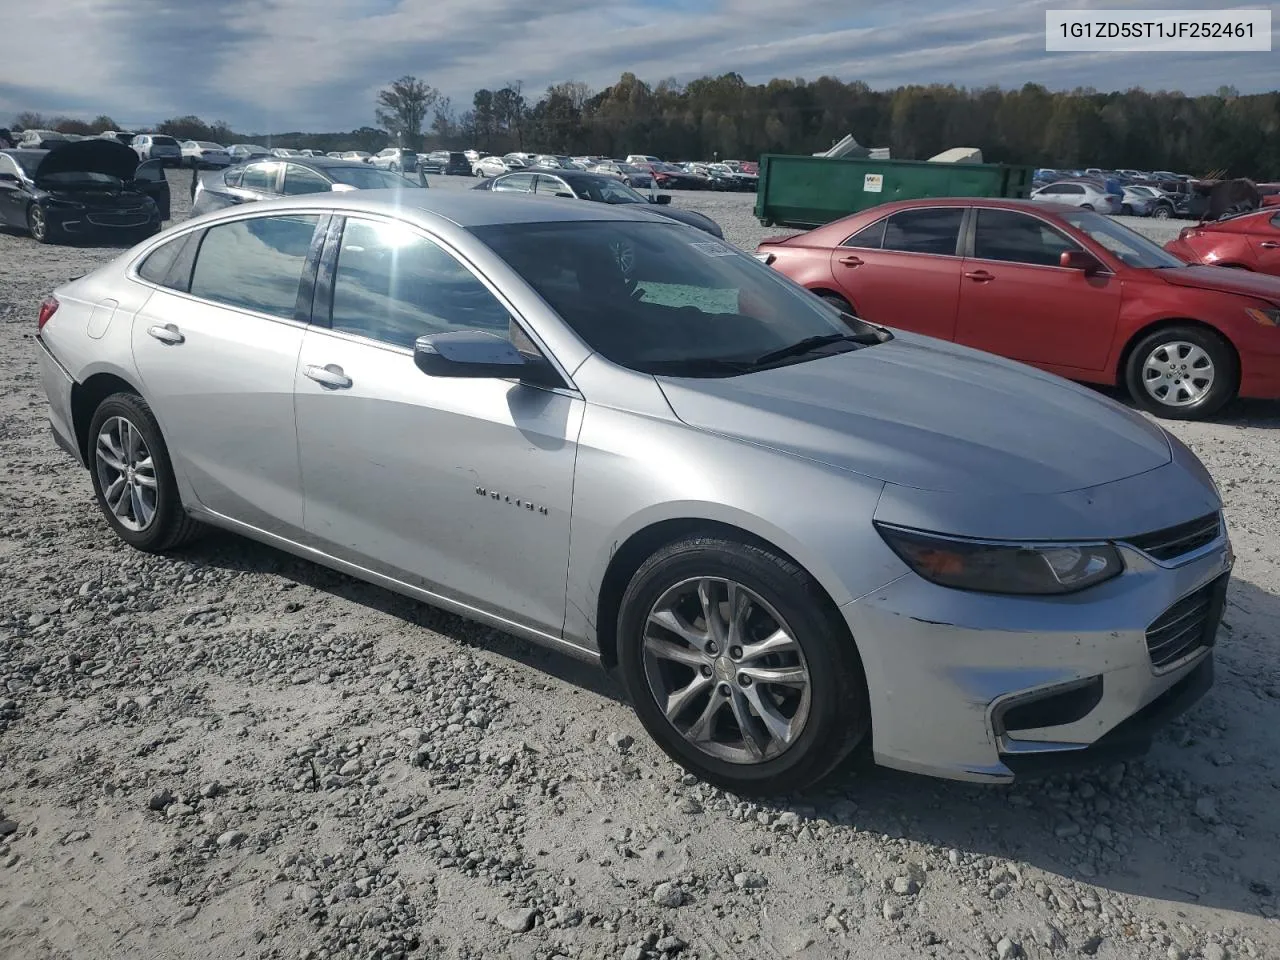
[[147, 323, 184, 344], [964, 270, 994, 282], [304, 363, 352, 389], [837, 255, 864, 267], [1260, 241, 1280, 249]]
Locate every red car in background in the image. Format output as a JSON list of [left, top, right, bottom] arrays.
[[756, 198, 1280, 419], [1164, 208, 1280, 275]]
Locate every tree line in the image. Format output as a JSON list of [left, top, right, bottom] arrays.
[[13, 72, 1280, 177]]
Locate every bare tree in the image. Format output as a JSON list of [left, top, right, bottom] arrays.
[[13, 111, 52, 131], [375, 76, 440, 149]]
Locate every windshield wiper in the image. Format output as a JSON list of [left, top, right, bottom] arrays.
[[751, 334, 866, 367]]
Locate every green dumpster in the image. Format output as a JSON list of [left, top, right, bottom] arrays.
[[754, 155, 1035, 229]]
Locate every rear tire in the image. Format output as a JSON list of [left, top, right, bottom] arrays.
[[1081, 203, 1095, 211], [87, 393, 204, 552], [1153, 206, 1171, 220], [617, 536, 870, 796], [819, 292, 854, 314], [27, 204, 50, 243], [1124, 325, 1238, 420]]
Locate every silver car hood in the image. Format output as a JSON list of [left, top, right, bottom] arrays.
[[656, 334, 1172, 496]]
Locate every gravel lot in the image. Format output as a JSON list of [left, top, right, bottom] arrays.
[[1, 170, 1278, 960]]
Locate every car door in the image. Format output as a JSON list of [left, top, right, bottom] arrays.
[[133, 159, 170, 220], [131, 212, 324, 536], [827, 207, 964, 341], [492, 172, 535, 194], [293, 214, 583, 636], [955, 207, 1120, 373], [0, 154, 27, 226], [1247, 212, 1280, 274]]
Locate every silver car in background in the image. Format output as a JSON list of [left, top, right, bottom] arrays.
[[35, 191, 1230, 794], [1030, 180, 1123, 215]]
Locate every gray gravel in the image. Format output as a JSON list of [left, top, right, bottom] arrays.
[[0, 169, 1278, 960]]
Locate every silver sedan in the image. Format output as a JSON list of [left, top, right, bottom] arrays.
[[35, 191, 1232, 794]]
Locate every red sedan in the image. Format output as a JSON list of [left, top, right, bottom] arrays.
[[756, 198, 1280, 419], [1164, 208, 1280, 275]]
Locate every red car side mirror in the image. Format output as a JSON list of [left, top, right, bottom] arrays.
[[1060, 250, 1101, 275]]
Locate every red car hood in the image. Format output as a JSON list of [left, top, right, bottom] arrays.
[[1158, 265, 1280, 303]]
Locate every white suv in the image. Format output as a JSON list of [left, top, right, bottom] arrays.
[[132, 134, 183, 166]]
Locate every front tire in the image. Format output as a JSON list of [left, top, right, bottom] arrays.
[[27, 204, 50, 243], [1125, 325, 1238, 420], [617, 536, 869, 795], [87, 393, 204, 552], [1152, 206, 1172, 220]]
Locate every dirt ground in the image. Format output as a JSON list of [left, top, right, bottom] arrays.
[[0, 171, 1277, 960]]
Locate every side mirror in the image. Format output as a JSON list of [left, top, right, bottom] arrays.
[[1060, 250, 1101, 275], [653, 194, 672, 205], [413, 330, 560, 387]]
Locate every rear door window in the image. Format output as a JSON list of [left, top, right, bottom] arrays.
[[189, 215, 320, 319], [882, 209, 964, 256]]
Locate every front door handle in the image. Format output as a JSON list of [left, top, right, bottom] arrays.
[[147, 323, 184, 344], [304, 363, 352, 389], [1260, 241, 1280, 249], [964, 270, 994, 282], [837, 254, 864, 267]]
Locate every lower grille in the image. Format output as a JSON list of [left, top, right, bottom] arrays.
[[1124, 512, 1221, 562], [87, 212, 149, 227], [1145, 573, 1228, 669]]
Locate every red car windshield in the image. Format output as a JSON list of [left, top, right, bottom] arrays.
[[1062, 210, 1184, 269]]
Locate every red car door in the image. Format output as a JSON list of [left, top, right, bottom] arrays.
[[954, 208, 1121, 375], [827, 207, 964, 341], [1246, 211, 1280, 276]]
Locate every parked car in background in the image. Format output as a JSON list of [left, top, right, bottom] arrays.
[[132, 134, 183, 166], [1165, 209, 1280, 275], [0, 140, 169, 243], [36, 189, 1233, 794], [325, 152, 344, 160], [340, 151, 373, 163], [1123, 185, 1176, 219], [100, 131, 135, 146], [181, 141, 232, 169], [472, 169, 723, 236], [1030, 180, 1122, 214], [1120, 185, 1155, 217], [17, 130, 71, 150], [625, 154, 661, 165], [1155, 180, 1210, 220], [370, 147, 419, 174], [270, 148, 302, 158], [706, 162, 756, 192], [227, 144, 272, 163], [531, 155, 577, 170], [757, 197, 1280, 419], [437, 151, 472, 175], [190, 156, 422, 217], [473, 155, 524, 178], [589, 161, 653, 189]]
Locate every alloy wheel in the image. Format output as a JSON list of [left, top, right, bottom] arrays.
[[94, 416, 159, 532], [641, 577, 812, 765], [28, 205, 47, 241], [1141, 340, 1215, 407]]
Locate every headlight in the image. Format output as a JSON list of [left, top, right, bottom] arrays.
[[1245, 307, 1280, 327], [875, 523, 1124, 595]]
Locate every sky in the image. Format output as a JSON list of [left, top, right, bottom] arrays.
[[2, 0, 1276, 133]]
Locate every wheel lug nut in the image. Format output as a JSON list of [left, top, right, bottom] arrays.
[[729, 646, 743, 660], [706, 642, 718, 655], [700, 664, 712, 678], [738, 673, 752, 687], [718, 683, 731, 697]]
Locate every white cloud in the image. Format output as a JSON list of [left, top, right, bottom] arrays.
[[2, 0, 1275, 131]]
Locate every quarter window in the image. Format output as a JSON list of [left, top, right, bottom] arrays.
[[536, 176, 572, 196], [283, 164, 331, 195], [842, 218, 886, 249], [328, 217, 514, 349], [189, 215, 320, 319], [493, 173, 535, 193], [972, 209, 1082, 267], [137, 235, 186, 287], [240, 162, 278, 192], [882, 208, 964, 256]]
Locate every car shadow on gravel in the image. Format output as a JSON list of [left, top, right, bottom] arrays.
[[179, 529, 627, 705], [172, 528, 1279, 923]]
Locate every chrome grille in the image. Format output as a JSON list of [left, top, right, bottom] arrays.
[[1145, 573, 1228, 669], [1124, 512, 1221, 562], [86, 212, 149, 227]]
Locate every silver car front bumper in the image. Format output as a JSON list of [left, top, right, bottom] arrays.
[[844, 534, 1232, 782]]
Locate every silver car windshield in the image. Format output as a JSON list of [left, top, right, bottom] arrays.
[[471, 220, 885, 376], [1061, 210, 1184, 268], [326, 167, 421, 189]]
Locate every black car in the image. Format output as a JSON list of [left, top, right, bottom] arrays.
[[473, 169, 723, 238], [421, 150, 472, 175], [190, 156, 423, 216], [0, 140, 169, 243]]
